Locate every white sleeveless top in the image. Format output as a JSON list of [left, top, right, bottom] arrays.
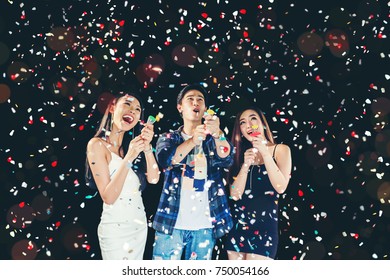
[[100, 151, 145, 224]]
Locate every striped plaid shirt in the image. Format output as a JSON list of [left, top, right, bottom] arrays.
[[152, 126, 234, 239]]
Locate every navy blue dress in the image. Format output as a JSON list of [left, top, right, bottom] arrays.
[[225, 161, 279, 258]]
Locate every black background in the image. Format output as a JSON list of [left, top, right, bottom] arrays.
[[0, 0, 389, 260]]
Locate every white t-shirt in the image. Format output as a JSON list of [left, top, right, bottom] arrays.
[[174, 132, 212, 230]]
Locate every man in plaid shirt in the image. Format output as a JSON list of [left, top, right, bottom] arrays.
[[152, 83, 234, 260]]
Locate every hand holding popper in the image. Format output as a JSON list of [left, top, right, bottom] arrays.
[[250, 124, 267, 144], [140, 115, 157, 146], [203, 108, 221, 138], [147, 115, 156, 124]]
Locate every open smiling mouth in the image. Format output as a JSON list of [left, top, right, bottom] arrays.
[[122, 115, 134, 125], [247, 130, 261, 137]]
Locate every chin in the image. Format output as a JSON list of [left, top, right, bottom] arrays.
[[120, 122, 136, 131]]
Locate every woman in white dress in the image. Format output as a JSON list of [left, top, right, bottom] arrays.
[[86, 92, 160, 260]]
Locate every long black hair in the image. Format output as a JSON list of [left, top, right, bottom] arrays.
[[227, 106, 275, 185], [85, 91, 147, 191]]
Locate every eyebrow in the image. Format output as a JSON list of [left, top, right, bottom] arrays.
[[240, 113, 257, 121], [185, 94, 204, 99], [124, 100, 141, 109]]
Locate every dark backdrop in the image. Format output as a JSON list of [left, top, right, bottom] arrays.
[[0, 0, 389, 260]]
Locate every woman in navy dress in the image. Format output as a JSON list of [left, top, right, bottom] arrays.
[[225, 107, 292, 260]]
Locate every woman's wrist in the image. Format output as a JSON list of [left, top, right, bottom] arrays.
[[213, 130, 226, 141], [143, 144, 153, 154], [126, 160, 133, 169], [240, 164, 250, 174]]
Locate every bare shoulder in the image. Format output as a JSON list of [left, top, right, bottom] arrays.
[[275, 143, 291, 158], [276, 143, 290, 152], [87, 137, 106, 153]]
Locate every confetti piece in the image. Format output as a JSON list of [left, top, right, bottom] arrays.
[[206, 109, 215, 116]]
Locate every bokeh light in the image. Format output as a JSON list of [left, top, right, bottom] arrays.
[[6, 203, 35, 229], [60, 223, 89, 253], [172, 44, 198, 67], [297, 32, 324, 56], [7, 61, 32, 83], [46, 27, 75, 51], [11, 239, 38, 260], [0, 83, 11, 103], [377, 181, 390, 204], [325, 29, 350, 58], [375, 130, 390, 158]]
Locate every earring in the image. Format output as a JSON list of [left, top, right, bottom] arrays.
[[110, 114, 114, 131], [105, 114, 114, 138]]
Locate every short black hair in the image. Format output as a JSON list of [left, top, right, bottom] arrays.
[[177, 83, 208, 106]]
